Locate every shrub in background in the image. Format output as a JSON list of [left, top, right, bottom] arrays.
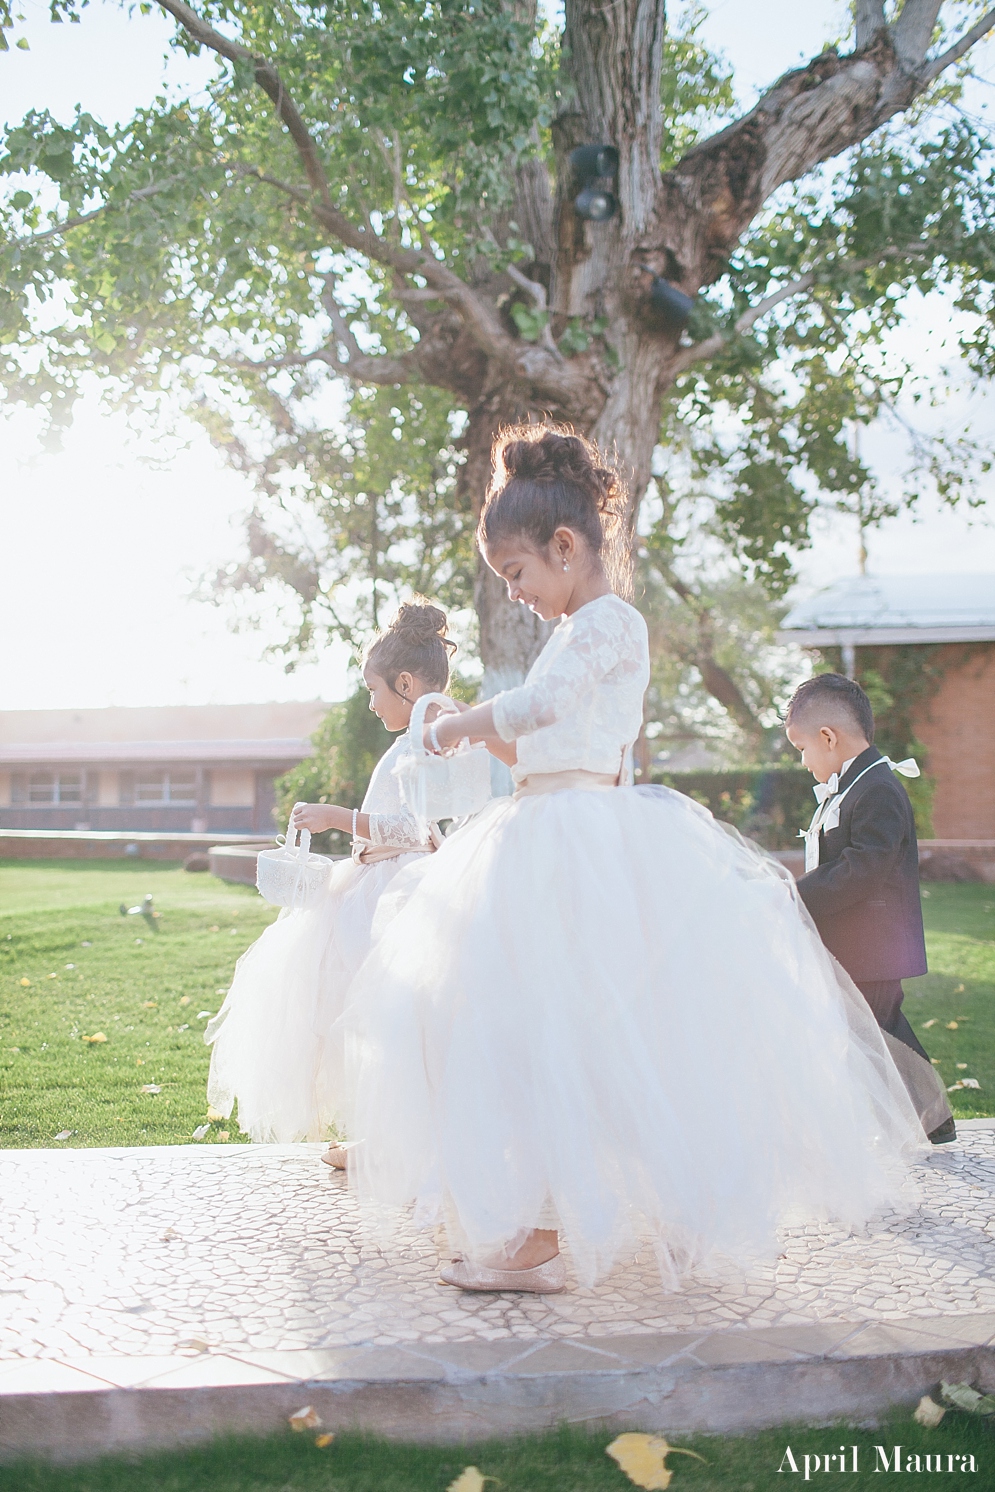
[[653, 768, 815, 850]]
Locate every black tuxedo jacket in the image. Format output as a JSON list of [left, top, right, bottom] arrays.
[[796, 745, 927, 983]]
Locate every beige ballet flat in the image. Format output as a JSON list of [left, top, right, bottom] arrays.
[[438, 1254, 566, 1293], [320, 1143, 348, 1170]]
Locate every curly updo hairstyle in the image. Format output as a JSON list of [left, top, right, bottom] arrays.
[[363, 599, 456, 697], [477, 423, 632, 598]]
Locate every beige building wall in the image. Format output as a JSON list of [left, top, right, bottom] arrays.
[[0, 771, 10, 807], [96, 772, 119, 808], [210, 769, 256, 807], [0, 702, 327, 746]]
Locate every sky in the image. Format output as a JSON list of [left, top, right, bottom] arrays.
[[1, 0, 994, 712]]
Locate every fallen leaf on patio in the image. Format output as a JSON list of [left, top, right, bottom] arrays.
[[606, 1433, 706, 1490], [141, 1084, 162, 1095], [957, 1063, 968, 1070], [54, 1130, 73, 1141], [206, 1106, 226, 1122], [914, 1396, 946, 1428], [82, 1032, 108, 1044], [314, 1433, 335, 1448], [946, 1021, 959, 1030], [143, 1001, 157, 1009], [446, 1469, 497, 1492], [922, 1019, 937, 1029], [940, 1381, 995, 1416], [192, 1124, 210, 1139], [177, 1337, 210, 1353], [288, 1406, 321, 1432], [179, 995, 191, 1006], [162, 1228, 178, 1241], [19, 978, 30, 987]]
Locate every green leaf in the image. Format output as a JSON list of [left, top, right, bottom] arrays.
[[509, 302, 548, 342]]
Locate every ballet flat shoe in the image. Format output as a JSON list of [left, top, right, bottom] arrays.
[[438, 1254, 566, 1293]]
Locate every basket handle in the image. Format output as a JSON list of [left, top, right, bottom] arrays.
[[408, 692, 462, 758], [284, 810, 311, 859]]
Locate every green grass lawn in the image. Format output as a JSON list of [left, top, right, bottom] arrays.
[[0, 860, 278, 1148], [0, 866, 992, 1148], [1, 1415, 992, 1492], [905, 882, 995, 1118]]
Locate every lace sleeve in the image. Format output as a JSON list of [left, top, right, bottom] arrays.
[[491, 598, 645, 742], [366, 807, 430, 850]]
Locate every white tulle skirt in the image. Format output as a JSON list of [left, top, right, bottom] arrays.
[[339, 785, 926, 1285], [206, 853, 423, 1143]]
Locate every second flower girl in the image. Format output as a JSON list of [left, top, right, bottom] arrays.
[[205, 601, 456, 1155]]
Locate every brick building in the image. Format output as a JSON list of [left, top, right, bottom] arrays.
[[780, 574, 995, 840], [0, 702, 328, 837]]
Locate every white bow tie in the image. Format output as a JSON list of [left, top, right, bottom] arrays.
[[811, 756, 920, 805]]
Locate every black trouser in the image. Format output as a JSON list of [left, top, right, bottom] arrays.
[[856, 979, 931, 1063]]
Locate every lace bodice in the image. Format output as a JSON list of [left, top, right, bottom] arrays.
[[491, 594, 649, 782], [361, 733, 434, 850]]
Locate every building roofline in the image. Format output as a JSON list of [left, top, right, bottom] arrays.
[[777, 626, 995, 647], [0, 740, 313, 767]]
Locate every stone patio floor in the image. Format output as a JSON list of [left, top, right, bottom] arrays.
[[3, 1123, 995, 1456]]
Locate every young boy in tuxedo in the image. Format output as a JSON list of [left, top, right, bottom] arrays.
[[785, 673, 955, 1145]]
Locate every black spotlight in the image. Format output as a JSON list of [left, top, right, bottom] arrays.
[[650, 278, 694, 329], [569, 143, 619, 222], [569, 144, 619, 180], [575, 185, 618, 222]]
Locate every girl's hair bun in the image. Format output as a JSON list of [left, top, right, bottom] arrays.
[[389, 600, 450, 647], [478, 422, 632, 598], [364, 596, 455, 695]]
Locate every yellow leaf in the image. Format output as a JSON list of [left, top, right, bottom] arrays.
[[19, 978, 30, 987], [922, 1019, 937, 1029], [314, 1433, 335, 1448], [954, 984, 965, 994], [218, 1131, 230, 1141], [206, 1106, 226, 1122], [82, 1032, 108, 1044], [447, 1470, 497, 1492], [914, 1396, 946, 1428], [946, 1021, 959, 1030], [957, 1063, 968, 1070], [288, 1405, 321, 1432], [143, 1001, 157, 1009], [179, 995, 191, 1006], [606, 1434, 706, 1491]]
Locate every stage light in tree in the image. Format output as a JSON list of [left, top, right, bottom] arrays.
[[569, 145, 619, 180], [575, 186, 617, 222], [569, 144, 619, 222], [650, 279, 694, 329]]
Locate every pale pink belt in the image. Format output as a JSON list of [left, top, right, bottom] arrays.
[[513, 769, 619, 800], [351, 824, 443, 866]]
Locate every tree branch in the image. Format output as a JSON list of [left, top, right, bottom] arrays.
[[12, 176, 181, 245], [505, 262, 562, 359], [921, 6, 995, 82], [154, 0, 590, 407], [855, 1, 886, 51], [891, 0, 944, 70], [669, 242, 938, 376]]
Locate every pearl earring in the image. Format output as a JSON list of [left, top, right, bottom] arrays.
[[562, 561, 570, 572]]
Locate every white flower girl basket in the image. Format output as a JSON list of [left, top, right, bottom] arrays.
[[255, 814, 333, 910], [394, 693, 492, 840]]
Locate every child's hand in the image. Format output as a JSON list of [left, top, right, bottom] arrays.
[[291, 802, 340, 835]]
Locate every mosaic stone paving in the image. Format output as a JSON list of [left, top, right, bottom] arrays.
[[3, 1128, 995, 1364]]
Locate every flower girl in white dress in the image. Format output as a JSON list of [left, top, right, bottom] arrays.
[[340, 427, 925, 1293], [206, 602, 456, 1155]]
